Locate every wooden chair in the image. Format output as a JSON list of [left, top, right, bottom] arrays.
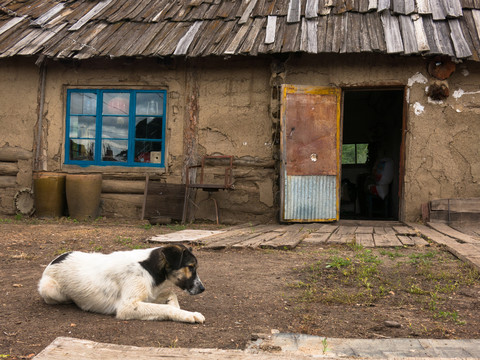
[[182, 155, 234, 224]]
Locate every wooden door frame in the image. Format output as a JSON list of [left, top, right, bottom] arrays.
[[340, 86, 407, 221]]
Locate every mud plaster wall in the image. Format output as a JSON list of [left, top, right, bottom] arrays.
[[0, 57, 277, 222], [285, 54, 480, 221], [0, 58, 37, 213], [191, 57, 276, 223], [1, 55, 479, 222]]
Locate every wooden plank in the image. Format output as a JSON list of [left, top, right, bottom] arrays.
[[461, 10, 480, 58], [383, 227, 396, 235], [411, 14, 430, 52], [144, 183, 186, 221], [306, 18, 318, 52], [430, 0, 447, 20], [239, 17, 264, 54], [374, 234, 403, 247], [174, 21, 203, 55], [373, 227, 386, 234], [303, 232, 330, 244], [260, 229, 306, 249], [380, 10, 404, 53], [443, 0, 463, 17], [355, 233, 375, 247], [427, 222, 480, 244], [265, 15, 277, 44], [397, 235, 415, 246], [449, 18, 473, 58], [355, 226, 373, 234], [328, 233, 354, 244], [313, 224, 339, 233], [433, 18, 456, 56], [239, 0, 258, 24], [392, 225, 416, 235], [287, 0, 301, 23], [305, 0, 318, 18], [202, 227, 263, 249], [398, 14, 418, 54], [359, 13, 372, 52], [233, 231, 281, 248], [336, 226, 357, 235], [431, 198, 480, 213], [416, 0, 431, 14], [35, 337, 314, 360], [317, 15, 327, 52], [68, 0, 114, 31], [422, 15, 442, 54], [224, 18, 253, 54]]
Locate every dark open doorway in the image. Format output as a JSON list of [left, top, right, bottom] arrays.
[[340, 89, 404, 220]]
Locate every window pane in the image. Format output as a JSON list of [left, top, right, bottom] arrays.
[[135, 117, 163, 140], [356, 143, 369, 164], [134, 141, 162, 163], [342, 144, 355, 164], [136, 93, 164, 116], [71, 92, 96, 115], [102, 139, 128, 162], [70, 139, 94, 161], [70, 116, 96, 138], [103, 93, 130, 115], [102, 116, 129, 139]]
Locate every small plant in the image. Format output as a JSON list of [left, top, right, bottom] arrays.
[[326, 256, 351, 269], [166, 223, 186, 231], [14, 213, 23, 221], [92, 245, 103, 252], [321, 337, 329, 354]]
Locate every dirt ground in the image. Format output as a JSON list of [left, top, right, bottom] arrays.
[[1, 218, 480, 359]]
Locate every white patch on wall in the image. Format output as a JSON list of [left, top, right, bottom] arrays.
[[406, 72, 428, 103], [407, 72, 428, 87], [243, 142, 248, 146], [413, 102, 425, 115], [461, 68, 469, 76], [452, 89, 480, 100]]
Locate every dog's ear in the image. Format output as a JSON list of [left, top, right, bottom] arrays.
[[162, 245, 186, 270]]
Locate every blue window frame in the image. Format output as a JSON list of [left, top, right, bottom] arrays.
[[65, 89, 166, 167]]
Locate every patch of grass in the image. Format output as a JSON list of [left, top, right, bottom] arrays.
[[290, 244, 480, 330], [379, 248, 405, 259], [325, 256, 352, 269]]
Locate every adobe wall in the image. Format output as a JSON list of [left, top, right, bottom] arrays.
[[0, 58, 37, 214], [1, 54, 479, 222]]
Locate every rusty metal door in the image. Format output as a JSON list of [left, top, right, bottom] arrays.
[[280, 85, 341, 222]]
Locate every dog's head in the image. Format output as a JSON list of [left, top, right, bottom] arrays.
[[162, 244, 205, 295]]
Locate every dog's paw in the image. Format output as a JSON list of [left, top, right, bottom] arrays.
[[189, 311, 205, 324]]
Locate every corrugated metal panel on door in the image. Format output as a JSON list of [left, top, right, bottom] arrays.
[[283, 174, 337, 221]]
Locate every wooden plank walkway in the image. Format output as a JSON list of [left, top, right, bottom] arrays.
[[147, 222, 480, 272]]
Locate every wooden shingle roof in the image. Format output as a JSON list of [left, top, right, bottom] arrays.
[[1, 0, 480, 61]]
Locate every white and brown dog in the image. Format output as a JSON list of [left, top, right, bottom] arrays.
[[38, 244, 205, 323]]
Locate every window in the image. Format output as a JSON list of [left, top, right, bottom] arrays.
[[65, 89, 166, 167], [342, 143, 368, 165]]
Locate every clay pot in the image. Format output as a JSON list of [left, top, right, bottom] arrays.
[[33, 172, 66, 218], [66, 173, 102, 220]]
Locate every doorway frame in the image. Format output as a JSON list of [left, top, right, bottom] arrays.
[[340, 85, 407, 221]]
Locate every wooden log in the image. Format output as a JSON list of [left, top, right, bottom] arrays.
[[0, 146, 33, 162], [0, 162, 19, 176], [102, 179, 146, 194], [0, 176, 16, 188], [100, 193, 144, 205]]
